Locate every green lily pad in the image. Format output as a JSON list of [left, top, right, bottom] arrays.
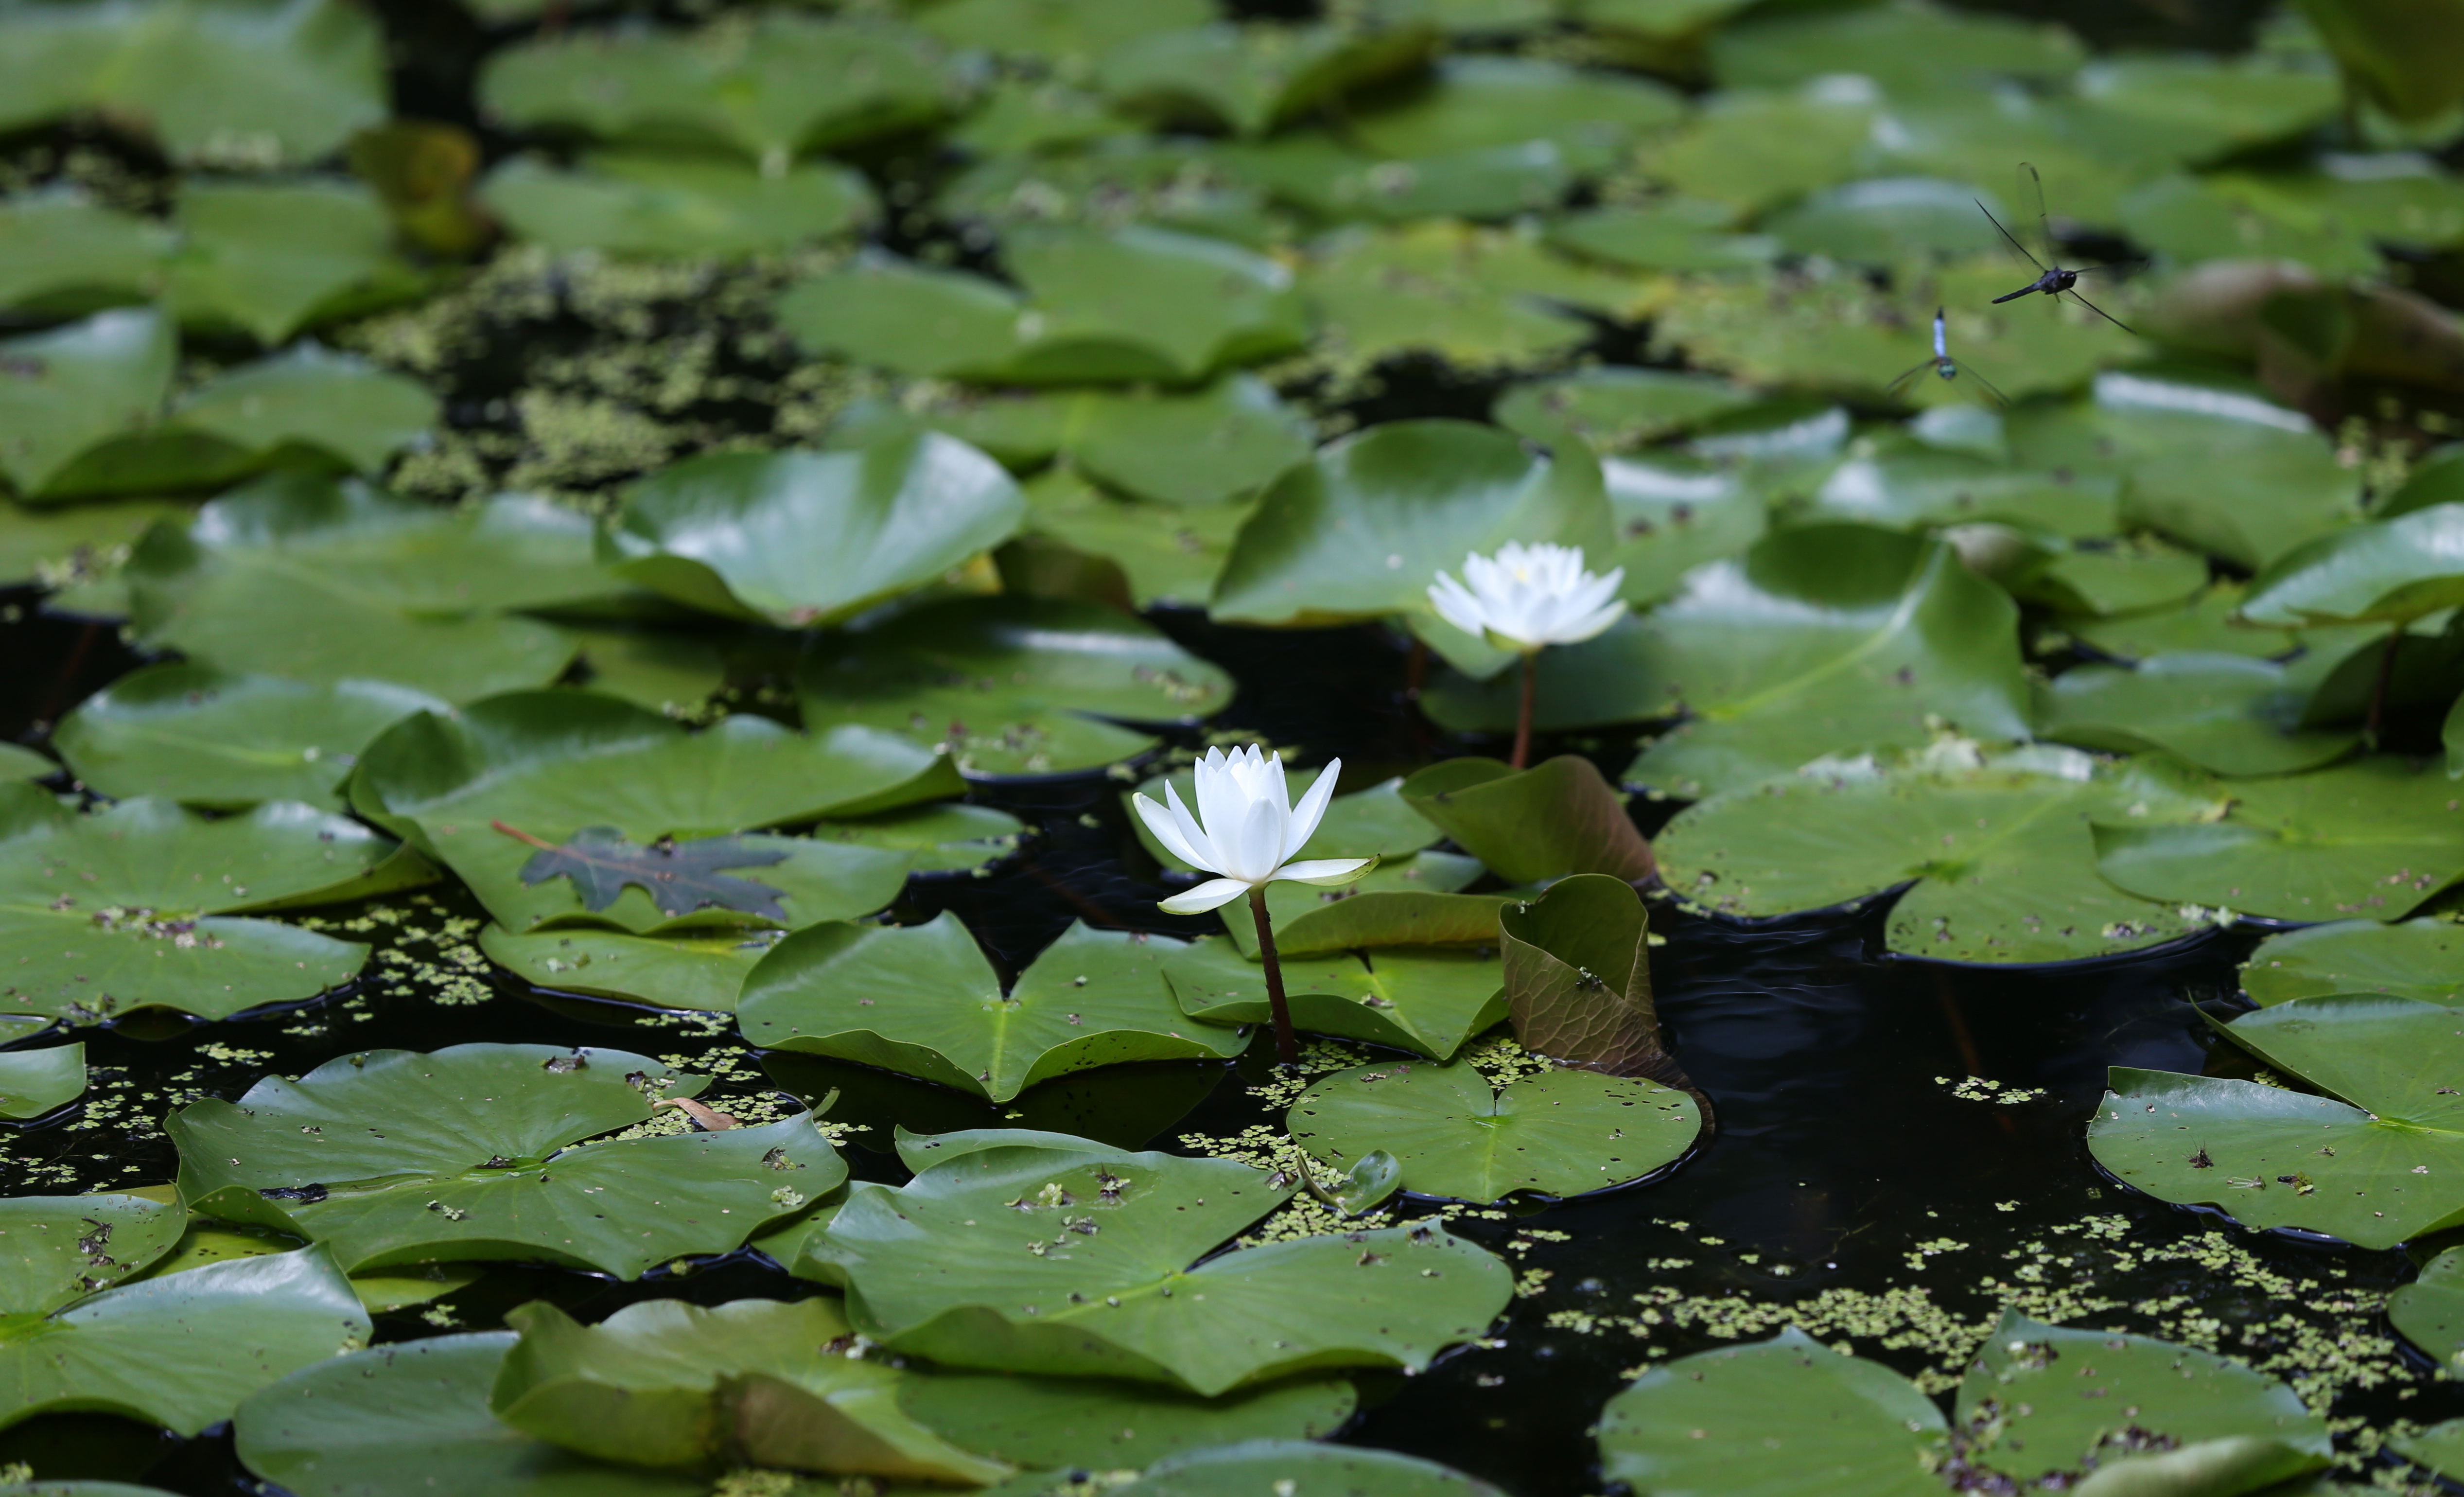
[[2010, 537, 2213, 617], [124, 477, 611, 701], [1711, 0, 2084, 93], [1218, 130, 1576, 224], [1587, 455, 1769, 607], [800, 1134, 1513, 1394], [1211, 419, 1612, 628], [0, 1195, 186, 1316], [1289, 1061, 1698, 1203], [233, 1331, 704, 1497], [2240, 917, 2464, 1006], [1498, 874, 1672, 1077], [605, 434, 1025, 627], [1298, 221, 1643, 368], [1069, 377, 1315, 508], [168, 1042, 848, 1277], [0, 782, 410, 1022], [2010, 370, 2361, 571], [1017, 469, 1251, 609], [2063, 56, 2342, 170], [940, 136, 1277, 239], [738, 916, 1246, 1103], [2091, 754, 2464, 919], [1639, 87, 1879, 213], [0, 1042, 84, 1120], [0, 494, 191, 603], [798, 596, 1233, 777], [2398, 1422, 2464, 1484], [1492, 368, 1762, 455], [914, 0, 1213, 63], [162, 179, 425, 346], [1599, 1311, 2328, 1497], [1656, 744, 2222, 964], [1102, 1440, 1505, 1497], [1163, 934, 1503, 1061], [491, 1297, 1009, 1482], [479, 13, 957, 163], [1097, 20, 1439, 137], [896, 1371, 1355, 1472], [481, 151, 877, 258], [1764, 177, 2014, 265], [0, 0, 386, 167], [1131, 768, 1442, 874], [169, 342, 438, 475], [2086, 994, 2464, 1249], [2067, 583, 2300, 661], [1346, 56, 1683, 175], [0, 1245, 370, 1437], [2242, 501, 2464, 628], [1803, 453, 2120, 541], [0, 186, 175, 317], [2119, 173, 2383, 278], [0, 308, 177, 501], [0, 745, 51, 782], [1398, 757, 1656, 884], [1546, 200, 1781, 274], [2037, 653, 2360, 777], [2390, 1246, 2464, 1374], [1237, 878, 1513, 960], [54, 665, 446, 810], [354, 691, 965, 935]]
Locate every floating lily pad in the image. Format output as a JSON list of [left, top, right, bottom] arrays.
[[1711, 0, 2084, 93], [233, 1331, 704, 1497], [1101, 1441, 1505, 1497], [1299, 221, 1644, 368], [479, 13, 957, 163], [2064, 56, 2342, 170], [162, 180, 426, 346], [0, 1042, 85, 1120], [0, 308, 178, 501], [2010, 537, 2212, 617], [739, 917, 1246, 1103], [0, 745, 52, 782], [1230, 874, 1513, 960], [1289, 1062, 1697, 1203], [2399, 1422, 2464, 1485], [1492, 368, 1761, 455], [0, 187, 175, 316], [0, 0, 386, 166], [0, 782, 407, 1022], [1165, 936, 1504, 1060], [896, 1371, 1355, 1472], [1598, 1312, 2328, 1497], [1398, 757, 1655, 884], [799, 596, 1232, 776], [1639, 87, 1878, 213], [606, 434, 1025, 627], [1545, 200, 1781, 274], [2037, 653, 2359, 777], [2087, 994, 2464, 1248], [2067, 583, 2299, 661], [168, 342, 438, 474], [54, 665, 446, 810], [1345, 56, 1683, 175], [0, 1195, 187, 1316], [2120, 173, 2383, 278], [2391, 1246, 2464, 1374], [2242, 501, 2464, 628], [1803, 453, 2120, 541], [1017, 469, 1251, 609], [1097, 20, 1439, 137], [2091, 754, 2464, 919], [2240, 917, 2464, 1006], [168, 1042, 847, 1277], [914, 0, 1213, 63], [1498, 874, 1672, 1076], [0, 1246, 370, 1437], [491, 1297, 1009, 1481], [1656, 744, 2221, 964], [354, 691, 965, 935], [481, 151, 877, 258], [1590, 455, 1767, 606], [1764, 177, 2013, 264], [800, 1134, 1513, 1395], [1220, 129, 1575, 224], [1211, 419, 1611, 628], [1069, 377, 1315, 508]]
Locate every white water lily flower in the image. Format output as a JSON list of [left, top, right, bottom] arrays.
[[1133, 746, 1375, 915], [1428, 541, 1626, 654]]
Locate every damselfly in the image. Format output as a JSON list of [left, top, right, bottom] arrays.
[[1887, 307, 2010, 407]]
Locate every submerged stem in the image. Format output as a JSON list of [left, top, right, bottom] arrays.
[[1512, 652, 1536, 770], [1247, 886, 1299, 1067]]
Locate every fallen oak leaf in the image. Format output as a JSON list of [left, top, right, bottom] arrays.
[[490, 820, 792, 921], [654, 1097, 741, 1130]]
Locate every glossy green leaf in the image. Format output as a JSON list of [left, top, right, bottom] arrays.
[[1765, 177, 2013, 264], [0, 308, 175, 501], [1105, 1440, 1504, 1497], [2240, 917, 2464, 1006], [1097, 20, 1439, 137], [1493, 368, 1761, 455], [2066, 583, 2300, 662], [739, 916, 1245, 1103], [0, 1195, 187, 1317], [899, 1369, 1354, 1473], [234, 1331, 704, 1497], [1398, 757, 1655, 884], [0, 187, 175, 315], [2010, 537, 2212, 617], [0, 0, 386, 166], [169, 1042, 848, 1276], [1546, 200, 1780, 274], [479, 13, 956, 162], [798, 596, 1232, 776], [2390, 1246, 2464, 1374], [2037, 653, 2359, 777], [1656, 744, 2221, 965], [1710, 0, 2084, 93], [0, 782, 403, 1022], [1163, 935, 1504, 1061], [608, 434, 1022, 627], [915, 0, 1214, 63], [0, 494, 191, 606], [1212, 420, 1612, 628], [1804, 453, 2120, 542], [354, 691, 965, 935], [1640, 87, 1879, 213], [1299, 221, 1643, 368], [2091, 755, 2464, 919], [2297, 0, 2464, 120], [491, 1297, 1009, 1481], [1070, 377, 1315, 508], [801, 1135, 1513, 1394], [1346, 56, 1683, 175], [0, 745, 52, 782], [481, 151, 877, 258], [170, 343, 438, 474], [0, 1042, 84, 1120], [2120, 173, 2382, 278], [0, 1246, 369, 1437], [1018, 468, 1251, 609], [2242, 502, 2464, 627], [1289, 1061, 1697, 1203], [2087, 995, 2464, 1249], [1497, 874, 1670, 1075], [54, 665, 446, 810], [162, 180, 424, 346], [2063, 57, 2342, 169], [2396, 1421, 2464, 1485]]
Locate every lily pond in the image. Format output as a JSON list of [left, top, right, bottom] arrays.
[[6, 0, 2464, 1493]]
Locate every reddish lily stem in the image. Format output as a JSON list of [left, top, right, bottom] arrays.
[[1247, 886, 1299, 1067], [1511, 653, 1536, 770]]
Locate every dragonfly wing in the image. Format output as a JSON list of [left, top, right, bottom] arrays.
[[2021, 161, 2052, 264], [1976, 199, 2047, 273], [1887, 359, 1937, 395], [2064, 287, 2139, 336], [1961, 363, 2015, 409]]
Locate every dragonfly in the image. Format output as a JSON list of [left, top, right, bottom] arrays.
[[1888, 307, 2010, 407], [1975, 163, 2138, 335]]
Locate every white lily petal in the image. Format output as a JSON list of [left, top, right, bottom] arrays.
[[1272, 856, 1378, 886], [1281, 758, 1342, 862], [1135, 792, 1211, 871], [1159, 877, 1255, 915], [1162, 779, 1221, 873], [1226, 793, 1283, 884], [1192, 747, 1240, 856], [1558, 599, 1629, 645]]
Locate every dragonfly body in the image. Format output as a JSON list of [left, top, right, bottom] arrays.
[[1992, 266, 2080, 303], [1976, 163, 2136, 333], [1889, 308, 2009, 406]]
